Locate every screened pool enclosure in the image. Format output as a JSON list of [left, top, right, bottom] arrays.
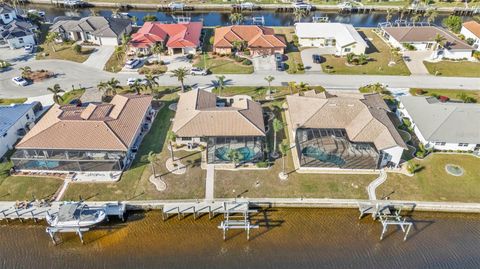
[[206, 136, 264, 164]]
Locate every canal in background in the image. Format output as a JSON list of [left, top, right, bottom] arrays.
[[1, 208, 480, 269], [24, 4, 473, 27]]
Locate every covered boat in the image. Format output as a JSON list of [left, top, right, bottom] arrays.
[[46, 202, 106, 228]]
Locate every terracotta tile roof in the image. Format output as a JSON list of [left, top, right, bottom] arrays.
[[286, 92, 407, 150], [383, 26, 472, 50], [172, 89, 265, 137], [213, 25, 286, 49], [16, 94, 152, 151], [463, 20, 480, 38], [130, 22, 202, 49]]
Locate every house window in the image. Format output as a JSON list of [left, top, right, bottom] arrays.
[[458, 143, 469, 147], [344, 48, 351, 53], [2, 133, 7, 137], [18, 38, 24, 44], [26, 114, 30, 120], [4, 14, 10, 20], [435, 142, 446, 146], [181, 137, 192, 141]]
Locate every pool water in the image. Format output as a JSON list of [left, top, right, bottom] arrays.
[[302, 146, 346, 166], [25, 160, 60, 169], [214, 146, 257, 162]]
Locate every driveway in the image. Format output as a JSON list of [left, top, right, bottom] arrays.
[[301, 48, 332, 73], [402, 51, 431, 75], [0, 46, 36, 63], [162, 55, 193, 72], [252, 55, 277, 74], [83, 46, 115, 70]]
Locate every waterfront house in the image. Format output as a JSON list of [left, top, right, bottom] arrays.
[[460, 21, 480, 51], [286, 91, 406, 170], [129, 21, 203, 55], [0, 3, 16, 24], [0, 102, 41, 159], [50, 16, 132, 46], [398, 96, 480, 152], [380, 26, 473, 60], [294, 23, 368, 56], [0, 19, 37, 49], [213, 25, 286, 56], [172, 89, 266, 164], [12, 94, 153, 173]]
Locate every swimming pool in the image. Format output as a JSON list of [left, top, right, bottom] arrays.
[[214, 146, 258, 162], [25, 160, 60, 170], [302, 146, 346, 166]]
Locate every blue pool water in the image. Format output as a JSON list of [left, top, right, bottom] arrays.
[[25, 160, 60, 169], [302, 146, 346, 166], [215, 146, 257, 162]]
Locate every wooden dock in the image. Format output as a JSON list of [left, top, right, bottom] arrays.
[[162, 201, 254, 220]]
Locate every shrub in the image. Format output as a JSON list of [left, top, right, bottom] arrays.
[[72, 44, 81, 54], [442, 15, 462, 33], [415, 89, 427, 95], [297, 63, 304, 71], [406, 160, 421, 174], [234, 56, 243, 62], [186, 54, 194, 60], [242, 59, 252, 65], [402, 43, 416, 51], [292, 34, 299, 47], [243, 50, 251, 56], [143, 14, 157, 22], [255, 161, 269, 168]]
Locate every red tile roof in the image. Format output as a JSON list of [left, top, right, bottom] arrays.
[[214, 25, 286, 49], [130, 22, 203, 49], [463, 21, 480, 38]]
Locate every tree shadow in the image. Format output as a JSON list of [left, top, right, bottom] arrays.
[[358, 31, 379, 54]]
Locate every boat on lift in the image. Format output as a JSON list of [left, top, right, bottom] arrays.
[[46, 202, 106, 228]]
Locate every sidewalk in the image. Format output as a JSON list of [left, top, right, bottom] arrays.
[[205, 164, 215, 200]]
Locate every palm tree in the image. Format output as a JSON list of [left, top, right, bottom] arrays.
[[131, 15, 138, 26], [229, 13, 244, 25], [130, 80, 143, 95], [147, 151, 158, 178], [114, 46, 124, 62], [227, 148, 241, 168], [386, 9, 394, 23], [170, 68, 188, 92], [433, 34, 446, 59], [410, 14, 421, 25], [279, 143, 289, 179], [97, 81, 109, 96], [121, 33, 131, 48], [293, 8, 307, 23], [45, 32, 60, 52], [264, 75, 274, 99], [151, 43, 164, 62], [106, 78, 122, 96], [296, 81, 309, 93], [47, 84, 65, 104], [215, 75, 226, 96], [272, 118, 284, 158], [288, 81, 296, 95], [144, 74, 159, 93], [426, 10, 438, 25], [399, 6, 408, 21], [20, 66, 32, 79], [167, 130, 176, 161]]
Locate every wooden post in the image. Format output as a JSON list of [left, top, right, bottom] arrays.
[[31, 211, 37, 223], [15, 209, 22, 223]]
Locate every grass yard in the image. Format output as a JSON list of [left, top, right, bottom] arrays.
[[321, 29, 410, 75], [377, 154, 480, 203], [194, 54, 254, 74], [273, 27, 304, 74], [36, 43, 95, 63], [0, 161, 62, 201], [60, 88, 86, 105], [409, 88, 480, 103], [104, 46, 126, 73], [212, 86, 325, 102], [423, 61, 480, 77], [0, 98, 27, 105]]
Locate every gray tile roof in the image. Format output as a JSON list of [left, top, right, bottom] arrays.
[[399, 96, 480, 144], [0, 103, 37, 136], [51, 16, 131, 38], [0, 19, 35, 40], [0, 3, 15, 15]]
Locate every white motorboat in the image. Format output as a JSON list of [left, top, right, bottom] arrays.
[[46, 202, 106, 228]]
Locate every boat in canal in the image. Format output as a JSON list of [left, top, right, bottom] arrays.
[[46, 202, 106, 228]]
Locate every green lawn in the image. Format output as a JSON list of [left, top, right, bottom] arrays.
[[423, 61, 480, 77], [377, 154, 480, 202], [36, 43, 95, 63], [104, 46, 126, 73], [60, 88, 86, 105], [273, 27, 304, 74], [321, 29, 411, 75], [194, 54, 254, 74], [409, 88, 480, 103], [0, 98, 27, 105]]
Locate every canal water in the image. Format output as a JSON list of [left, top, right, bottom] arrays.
[[1, 208, 480, 269], [24, 4, 473, 27]]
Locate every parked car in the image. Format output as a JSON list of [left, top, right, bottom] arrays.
[[11, 77, 28, 86], [312, 54, 322, 64], [190, 67, 207, 76], [127, 78, 148, 86], [276, 62, 284, 71], [24, 45, 35, 53], [125, 59, 141, 69], [403, 56, 411, 62], [274, 53, 283, 62]]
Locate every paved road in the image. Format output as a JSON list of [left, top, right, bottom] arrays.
[[1, 59, 480, 98]]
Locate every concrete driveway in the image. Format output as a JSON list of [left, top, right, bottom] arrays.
[[83, 46, 115, 70], [402, 51, 432, 75], [252, 55, 277, 73], [300, 48, 330, 72], [163, 55, 193, 72], [0, 47, 36, 63]]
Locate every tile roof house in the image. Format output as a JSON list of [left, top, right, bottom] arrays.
[[294, 23, 368, 56], [0, 19, 37, 49], [172, 89, 266, 164], [461, 21, 480, 50], [398, 96, 480, 152], [213, 25, 287, 56], [380, 26, 474, 60], [12, 95, 154, 173], [129, 22, 203, 55], [50, 16, 132, 46], [286, 91, 407, 169], [0, 102, 40, 159]]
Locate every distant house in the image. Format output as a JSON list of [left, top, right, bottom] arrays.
[[380, 26, 473, 60], [129, 21, 203, 55], [213, 25, 286, 56], [50, 16, 132, 46], [294, 23, 368, 55], [286, 91, 407, 170], [172, 89, 266, 164], [398, 96, 480, 152], [0, 102, 41, 159], [461, 21, 480, 50], [12, 95, 154, 173], [0, 19, 37, 49], [0, 3, 16, 24]]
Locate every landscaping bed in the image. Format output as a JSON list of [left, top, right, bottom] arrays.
[[410, 88, 480, 103], [194, 53, 254, 74], [36, 43, 95, 63]]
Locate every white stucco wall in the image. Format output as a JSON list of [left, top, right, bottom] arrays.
[[0, 108, 36, 158], [7, 34, 36, 49], [460, 26, 480, 48], [0, 11, 16, 24], [380, 146, 404, 167]]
